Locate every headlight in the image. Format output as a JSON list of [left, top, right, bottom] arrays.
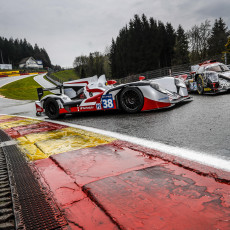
[[150, 82, 168, 94], [206, 72, 219, 82], [174, 78, 186, 88]]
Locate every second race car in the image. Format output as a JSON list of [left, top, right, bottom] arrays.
[[35, 75, 192, 119], [176, 60, 230, 94]]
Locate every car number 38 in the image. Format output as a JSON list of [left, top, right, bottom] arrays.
[[101, 94, 114, 109]]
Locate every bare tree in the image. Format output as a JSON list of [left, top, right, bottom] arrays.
[[187, 20, 211, 63]]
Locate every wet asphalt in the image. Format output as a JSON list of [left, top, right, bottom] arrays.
[[61, 93, 230, 161]]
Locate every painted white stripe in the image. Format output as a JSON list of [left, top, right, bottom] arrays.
[[1, 114, 230, 172], [0, 140, 17, 147]]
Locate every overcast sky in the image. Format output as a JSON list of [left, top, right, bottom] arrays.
[[1, 0, 230, 67]]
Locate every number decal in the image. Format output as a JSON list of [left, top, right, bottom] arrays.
[[101, 94, 114, 109]]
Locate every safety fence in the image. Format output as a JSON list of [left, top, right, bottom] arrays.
[[115, 63, 191, 84], [115, 54, 229, 84]]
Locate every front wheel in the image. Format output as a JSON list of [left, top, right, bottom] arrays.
[[197, 75, 204, 94], [119, 87, 144, 113], [44, 98, 60, 119]]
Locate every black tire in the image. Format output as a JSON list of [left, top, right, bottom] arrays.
[[44, 98, 60, 119], [197, 75, 204, 94], [119, 87, 144, 113]]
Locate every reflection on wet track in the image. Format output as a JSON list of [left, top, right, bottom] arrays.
[[62, 93, 230, 161]]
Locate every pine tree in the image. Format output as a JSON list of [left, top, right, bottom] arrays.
[[0, 36, 52, 67], [165, 23, 176, 67], [172, 25, 189, 65], [208, 18, 229, 57], [109, 39, 117, 78]]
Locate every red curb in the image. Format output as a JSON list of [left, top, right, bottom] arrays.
[[0, 116, 26, 123], [4, 122, 67, 138], [33, 158, 119, 229], [34, 140, 230, 229], [112, 140, 230, 182], [84, 165, 230, 230], [49, 142, 167, 186]]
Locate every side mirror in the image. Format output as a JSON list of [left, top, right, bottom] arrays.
[[139, 76, 145, 81], [107, 80, 117, 85]]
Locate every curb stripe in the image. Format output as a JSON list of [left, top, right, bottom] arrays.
[[45, 119, 230, 173]]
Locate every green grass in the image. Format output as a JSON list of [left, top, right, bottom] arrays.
[[0, 75, 51, 100], [52, 69, 79, 82]]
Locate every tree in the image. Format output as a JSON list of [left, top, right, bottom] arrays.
[[187, 20, 211, 62], [0, 36, 52, 68], [109, 14, 178, 78], [208, 18, 229, 57], [164, 23, 176, 67], [172, 25, 189, 65], [73, 52, 110, 78]]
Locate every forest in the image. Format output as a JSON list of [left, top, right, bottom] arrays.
[[74, 14, 230, 79], [0, 37, 52, 68]]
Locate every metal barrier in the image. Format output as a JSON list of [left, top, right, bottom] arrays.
[[115, 64, 191, 84]]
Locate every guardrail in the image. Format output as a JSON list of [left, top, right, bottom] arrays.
[[116, 62, 230, 84], [46, 75, 62, 86], [115, 64, 191, 84]]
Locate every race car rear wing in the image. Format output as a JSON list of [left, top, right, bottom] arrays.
[[37, 86, 62, 100]]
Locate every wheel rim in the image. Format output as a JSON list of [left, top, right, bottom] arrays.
[[122, 91, 140, 110]]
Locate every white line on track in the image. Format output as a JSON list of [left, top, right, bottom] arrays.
[[1, 114, 230, 172]]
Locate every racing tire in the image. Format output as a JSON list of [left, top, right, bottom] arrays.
[[197, 75, 204, 94], [119, 87, 144, 113], [44, 98, 60, 119]]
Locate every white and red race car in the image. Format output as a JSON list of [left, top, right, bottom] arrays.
[[35, 75, 192, 119], [176, 60, 230, 94]]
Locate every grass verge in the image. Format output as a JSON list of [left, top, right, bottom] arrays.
[[52, 69, 79, 82], [0, 75, 51, 100]]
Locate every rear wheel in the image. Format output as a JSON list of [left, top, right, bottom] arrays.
[[119, 87, 144, 113], [44, 98, 60, 119], [197, 75, 204, 94]]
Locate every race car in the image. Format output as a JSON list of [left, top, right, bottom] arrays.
[[35, 75, 192, 119], [176, 60, 230, 94]]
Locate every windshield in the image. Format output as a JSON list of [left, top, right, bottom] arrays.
[[220, 64, 230, 72], [206, 72, 219, 82], [206, 65, 222, 72]]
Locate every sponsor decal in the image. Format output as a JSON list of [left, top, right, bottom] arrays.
[[158, 97, 168, 101], [96, 103, 102, 110], [189, 82, 197, 90], [79, 106, 94, 110]]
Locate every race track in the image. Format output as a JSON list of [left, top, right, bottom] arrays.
[[1, 74, 230, 161]]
